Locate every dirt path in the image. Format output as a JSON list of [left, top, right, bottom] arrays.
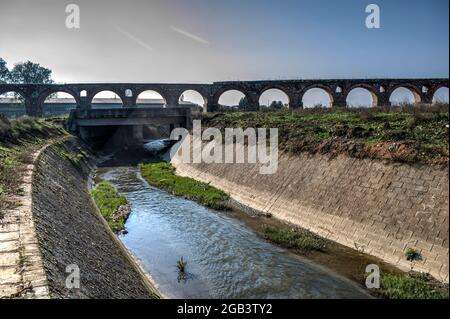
[[0, 144, 52, 299]]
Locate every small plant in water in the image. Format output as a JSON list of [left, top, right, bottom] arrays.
[[177, 257, 188, 283], [405, 248, 421, 261], [177, 256, 187, 273]]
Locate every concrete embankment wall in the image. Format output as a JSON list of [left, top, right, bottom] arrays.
[[172, 143, 449, 283], [32, 138, 159, 298]]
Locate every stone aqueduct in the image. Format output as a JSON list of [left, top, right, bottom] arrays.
[[0, 78, 448, 116]]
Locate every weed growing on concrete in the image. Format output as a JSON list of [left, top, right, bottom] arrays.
[[405, 248, 421, 261], [262, 226, 328, 252]]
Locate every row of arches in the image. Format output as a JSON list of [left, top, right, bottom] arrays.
[[84, 89, 209, 108], [216, 87, 449, 109], [0, 89, 209, 105], [71, 86, 450, 109], [0, 85, 449, 116], [2, 86, 449, 108], [0, 89, 209, 117]]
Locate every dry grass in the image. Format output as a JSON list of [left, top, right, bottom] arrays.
[[201, 104, 449, 165]]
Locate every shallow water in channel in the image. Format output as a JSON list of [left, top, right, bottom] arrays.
[[97, 163, 369, 299]]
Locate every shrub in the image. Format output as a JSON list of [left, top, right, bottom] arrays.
[[380, 273, 449, 299], [91, 181, 128, 232], [262, 226, 328, 252], [139, 162, 229, 210], [405, 248, 421, 261]]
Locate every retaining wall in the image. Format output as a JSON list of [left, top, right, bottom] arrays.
[[172, 141, 449, 282], [32, 138, 159, 298]]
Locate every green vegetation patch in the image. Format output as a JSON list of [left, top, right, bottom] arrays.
[[405, 248, 421, 261], [0, 115, 67, 212], [56, 148, 87, 168], [200, 106, 449, 164], [262, 225, 328, 252], [91, 181, 128, 232], [380, 273, 449, 299], [0, 115, 67, 143], [139, 162, 229, 210]]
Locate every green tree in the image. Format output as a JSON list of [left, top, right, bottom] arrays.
[[269, 100, 285, 109], [0, 58, 9, 83], [9, 61, 53, 84]]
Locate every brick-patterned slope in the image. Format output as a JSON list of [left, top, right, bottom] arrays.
[[173, 141, 449, 283], [32, 139, 157, 299]]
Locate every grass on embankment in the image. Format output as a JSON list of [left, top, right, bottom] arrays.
[[378, 273, 449, 299], [139, 162, 229, 210], [262, 226, 328, 253], [91, 181, 129, 232], [200, 105, 449, 165], [0, 115, 68, 212]]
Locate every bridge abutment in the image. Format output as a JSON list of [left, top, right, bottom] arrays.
[[71, 107, 192, 148]]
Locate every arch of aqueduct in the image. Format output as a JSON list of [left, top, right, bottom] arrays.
[[0, 78, 448, 116]]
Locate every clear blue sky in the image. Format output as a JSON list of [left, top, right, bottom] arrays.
[[0, 0, 448, 105], [177, 0, 449, 80]]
